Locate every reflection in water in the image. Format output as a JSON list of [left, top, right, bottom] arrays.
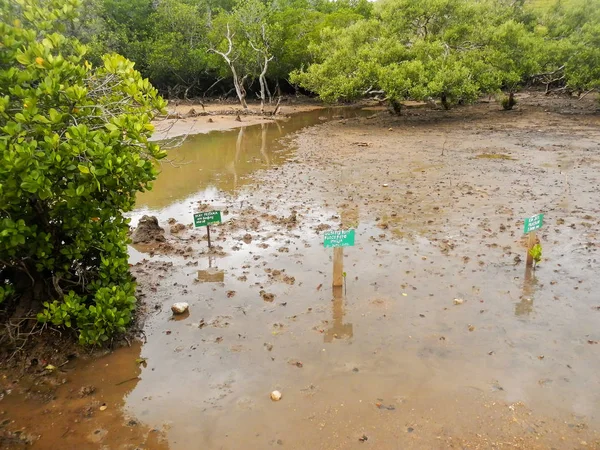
[[136, 108, 372, 210], [516, 266, 537, 316], [325, 286, 353, 342], [227, 126, 245, 189], [197, 256, 224, 282], [197, 267, 225, 283], [260, 122, 270, 166]]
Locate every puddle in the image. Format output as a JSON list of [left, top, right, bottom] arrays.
[[3, 102, 600, 449], [0, 343, 168, 449]]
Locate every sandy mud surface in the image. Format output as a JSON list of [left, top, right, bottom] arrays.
[[152, 98, 330, 141], [2, 93, 600, 449]]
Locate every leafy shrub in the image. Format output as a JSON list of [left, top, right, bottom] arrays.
[[0, 0, 166, 344]]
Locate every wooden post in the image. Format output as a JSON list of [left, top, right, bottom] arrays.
[[332, 247, 343, 287], [526, 231, 536, 267], [207, 225, 212, 248]]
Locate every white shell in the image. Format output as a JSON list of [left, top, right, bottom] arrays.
[[270, 390, 282, 401], [171, 302, 189, 314]]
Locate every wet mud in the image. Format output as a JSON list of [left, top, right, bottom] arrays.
[[2, 95, 600, 449]]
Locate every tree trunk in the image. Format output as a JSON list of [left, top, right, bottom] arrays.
[[441, 93, 450, 110], [230, 64, 248, 109], [258, 74, 266, 114], [257, 55, 272, 113], [501, 92, 517, 110], [210, 24, 248, 109], [389, 99, 402, 115], [265, 78, 272, 104]]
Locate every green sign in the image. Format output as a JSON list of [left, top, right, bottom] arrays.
[[194, 210, 222, 227], [323, 229, 355, 248], [524, 213, 543, 234]]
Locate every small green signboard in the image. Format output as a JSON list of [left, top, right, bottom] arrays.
[[323, 229, 355, 248], [194, 210, 222, 228], [524, 213, 543, 234]]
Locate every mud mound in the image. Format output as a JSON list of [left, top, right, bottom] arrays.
[[131, 216, 165, 244]]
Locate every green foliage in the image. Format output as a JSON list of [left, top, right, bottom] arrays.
[[529, 243, 542, 267], [531, 0, 600, 97], [43, 0, 600, 102], [291, 0, 506, 106], [0, 0, 166, 345], [62, 0, 372, 97], [292, 0, 600, 107]]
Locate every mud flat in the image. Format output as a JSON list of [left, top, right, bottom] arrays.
[[2, 93, 600, 449]]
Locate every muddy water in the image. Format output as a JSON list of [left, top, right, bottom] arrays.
[[129, 105, 600, 448], [3, 103, 600, 449], [136, 108, 371, 211]]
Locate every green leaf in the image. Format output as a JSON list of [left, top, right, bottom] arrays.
[[21, 180, 38, 193], [16, 52, 30, 65], [78, 164, 90, 174]]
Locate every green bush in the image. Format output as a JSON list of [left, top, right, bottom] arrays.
[[0, 0, 166, 344]]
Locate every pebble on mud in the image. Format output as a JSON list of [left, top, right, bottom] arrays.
[[171, 302, 189, 315], [454, 298, 464, 305], [78, 385, 96, 397], [270, 390, 282, 401]]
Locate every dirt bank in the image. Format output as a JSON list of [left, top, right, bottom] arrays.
[[152, 97, 331, 141]]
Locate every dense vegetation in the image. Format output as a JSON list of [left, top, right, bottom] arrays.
[[290, 0, 600, 109], [65, 0, 600, 109], [0, 0, 598, 347], [69, 0, 373, 100], [0, 0, 166, 345]]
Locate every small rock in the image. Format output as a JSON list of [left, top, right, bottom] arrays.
[[260, 290, 275, 302], [270, 390, 282, 401], [453, 298, 464, 305], [171, 302, 189, 315]]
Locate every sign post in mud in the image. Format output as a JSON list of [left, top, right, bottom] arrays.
[[194, 211, 222, 248], [323, 230, 355, 287], [523, 213, 543, 267]]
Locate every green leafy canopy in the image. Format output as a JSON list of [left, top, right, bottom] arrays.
[[0, 0, 166, 344]]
